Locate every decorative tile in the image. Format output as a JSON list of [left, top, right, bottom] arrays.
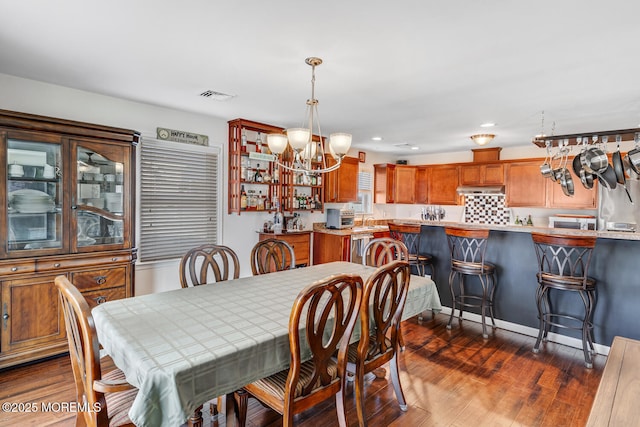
[[463, 194, 509, 225]]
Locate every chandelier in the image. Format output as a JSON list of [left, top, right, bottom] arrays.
[[267, 57, 352, 174]]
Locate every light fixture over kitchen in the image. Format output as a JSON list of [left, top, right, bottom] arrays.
[[267, 57, 352, 174], [470, 133, 495, 146]]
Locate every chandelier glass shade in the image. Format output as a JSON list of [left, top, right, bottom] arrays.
[[267, 57, 352, 174]]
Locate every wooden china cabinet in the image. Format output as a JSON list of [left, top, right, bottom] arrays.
[[0, 109, 138, 369]]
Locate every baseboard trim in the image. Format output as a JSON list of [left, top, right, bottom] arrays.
[[427, 307, 610, 356]]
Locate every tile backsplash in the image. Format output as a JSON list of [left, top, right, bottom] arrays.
[[463, 194, 510, 225]]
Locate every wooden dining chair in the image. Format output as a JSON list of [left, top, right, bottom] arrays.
[[250, 238, 296, 275], [179, 244, 240, 288], [361, 237, 410, 350], [55, 275, 138, 427], [235, 273, 364, 427], [347, 260, 411, 427]]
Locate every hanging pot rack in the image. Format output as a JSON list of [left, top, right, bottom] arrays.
[[532, 128, 640, 148]]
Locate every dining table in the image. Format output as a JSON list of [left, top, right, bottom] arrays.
[[92, 261, 442, 427]]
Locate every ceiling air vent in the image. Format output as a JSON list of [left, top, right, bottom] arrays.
[[199, 90, 235, 101]]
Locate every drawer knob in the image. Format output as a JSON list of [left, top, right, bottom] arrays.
[[112, 257, 118, 261], [2, 313, 8, 320], [54, 263, 61, 268], [10, 267, 18, 272], [94, 275, 107, 285], [93, 296, 107, 304]]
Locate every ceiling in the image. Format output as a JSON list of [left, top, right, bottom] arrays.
[[1, 0, 639, 155]]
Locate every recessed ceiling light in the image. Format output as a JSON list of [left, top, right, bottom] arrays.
[[371, 136, 383, 141], [480, 122, 496, 128], [411, 146, 419, 150]]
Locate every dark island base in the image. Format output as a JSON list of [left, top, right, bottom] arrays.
[[419, 225, 639, 348]]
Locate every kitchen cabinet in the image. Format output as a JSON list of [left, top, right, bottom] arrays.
[[228, 118, 325, 214], [0, 109, 137, 369], [506, 159, 597, 209], [547, 170, 597, 208], [324, 155, 358, 203], [373, 164, 416, 204], [460, 163, 504, 185], [415, 166, 429, 204], [313, 232, 351, 264], [259, 231, 311, 267], [505, 161, 547, 207], [428, 165, 460, 205]]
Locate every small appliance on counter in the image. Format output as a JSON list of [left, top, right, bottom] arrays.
[[548, 215, 597, 230], [326, 208, 355, 229], [599, 177, 639, 232]]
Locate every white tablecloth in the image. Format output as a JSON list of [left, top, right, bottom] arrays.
[[92, 261, 441, 427]]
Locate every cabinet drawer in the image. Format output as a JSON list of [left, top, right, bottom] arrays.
[[37, 253, 130, 272], [71, 267, 127, 292], [83, 286, 126, 309], [0, 260, 36, 276], [283, 234, 310, 265]]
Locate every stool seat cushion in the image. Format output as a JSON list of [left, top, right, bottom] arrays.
[[538, 272, 596, 290], [451, 260, 495, 275]]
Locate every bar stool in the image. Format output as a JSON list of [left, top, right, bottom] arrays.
[[445, 227, 496, 339], [531, 233, 597, 368], [388, 222, 436, 279]]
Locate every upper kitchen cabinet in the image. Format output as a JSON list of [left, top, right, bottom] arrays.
[[428, 164, 460, 205], [0, 109, 137, 369], [506, 161, 547, 207], [415, 166, 429, 204], [459, 163, 504, 186], [373, 164, 416, 204], [506, 158, 597, 209], [324, 155, 358, 203]]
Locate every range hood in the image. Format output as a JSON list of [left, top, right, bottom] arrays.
[[456, 185, 505, 195]]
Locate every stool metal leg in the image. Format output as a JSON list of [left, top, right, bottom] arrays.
[[479, 274, 489, 339], [446, 271, 458, 330], [579, 289, 594, 368], [533, 284, 546, 353]]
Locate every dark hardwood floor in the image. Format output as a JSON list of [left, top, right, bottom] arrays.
[[0, 313, 604, 427]]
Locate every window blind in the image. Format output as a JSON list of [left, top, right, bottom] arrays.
[[140, 139, 219, 262], [358, 171, 372, 191]]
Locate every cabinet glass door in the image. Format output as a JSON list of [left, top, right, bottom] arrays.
[[75, 144, 126, 249], [6, 137, 63, 253]]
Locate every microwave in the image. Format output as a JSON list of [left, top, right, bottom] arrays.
[[548, 216, 597, 230], [326, 208, 355, 229]]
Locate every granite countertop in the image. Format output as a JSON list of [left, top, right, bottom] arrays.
[[312, 220, 640, 241], [394, 219, 640, 241]]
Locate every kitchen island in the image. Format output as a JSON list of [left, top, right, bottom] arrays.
[[397, 220, 640, 349], [313, 219, 638, 349]]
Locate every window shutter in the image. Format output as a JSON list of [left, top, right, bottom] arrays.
[[139, 139, 219, 262]]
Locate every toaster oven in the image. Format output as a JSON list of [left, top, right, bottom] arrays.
[[326, 208, 355, 229]]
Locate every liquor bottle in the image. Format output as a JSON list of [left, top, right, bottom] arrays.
[[257, 191, 265, 210], [272, 187, 279, 211], [316, 169, 322, 186], [254, 164, 263, 182], [256, 132, 262, 153], [311, 174, 317, 186], [293, 190, 299, 209], [240, 185, 247, 210], [314, 194, 321, 210], [241, 128, 247, 152], [273, 166, 279, 184], [265, 193, 271, 210]]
